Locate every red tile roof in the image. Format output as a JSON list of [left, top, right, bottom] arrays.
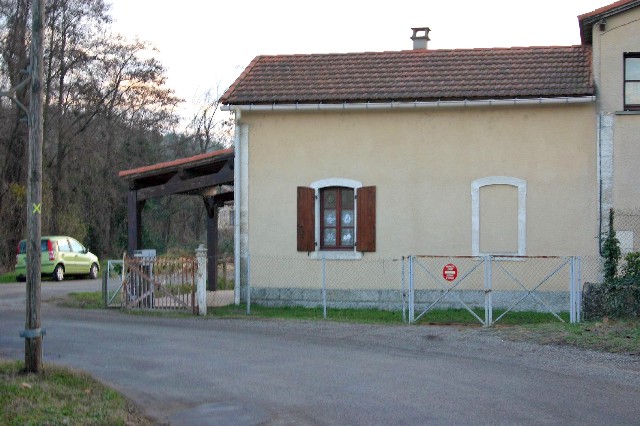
[[578, 0, 638, 19], [118, 147, 233, 179], [579, 0, 640, 44], [221, 46, 594, 106]]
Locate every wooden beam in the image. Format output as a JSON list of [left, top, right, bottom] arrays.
[[127, 191, 145, 256], [206, 206, 219, 291], [214, 191, 234, 204], [136, 162, 234, 201]]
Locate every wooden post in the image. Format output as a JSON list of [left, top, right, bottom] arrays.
[[24, 0, 45, 373], [206, 205, 219, 291], [127, 191, 144, 256]]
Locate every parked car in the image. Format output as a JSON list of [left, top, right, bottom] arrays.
[[15, 236, 100, 282]]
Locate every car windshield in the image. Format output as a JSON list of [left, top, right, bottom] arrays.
[[18, 240, 49, 254]]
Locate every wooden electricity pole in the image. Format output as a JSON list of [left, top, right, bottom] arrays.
[[23, 0, 45, 373]]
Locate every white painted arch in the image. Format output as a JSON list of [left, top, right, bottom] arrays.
[[471, 176, 527, 256]]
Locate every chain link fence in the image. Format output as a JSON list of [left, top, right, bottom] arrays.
[[247, 254, 585, 325], [247, 255, 406, 320], [613, 209, 640, 255]]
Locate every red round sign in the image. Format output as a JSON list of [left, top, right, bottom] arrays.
[[442, 263, 458, 281]]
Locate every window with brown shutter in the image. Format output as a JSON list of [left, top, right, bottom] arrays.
[[356, 186, 376, 252], [297, 184, 376, 253], [297, 187, 315, 251]]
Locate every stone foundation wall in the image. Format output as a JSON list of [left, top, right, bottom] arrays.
[[246, 287, 571, 312]]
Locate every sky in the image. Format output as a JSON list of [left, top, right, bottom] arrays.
[[107, 0, 610, 123]]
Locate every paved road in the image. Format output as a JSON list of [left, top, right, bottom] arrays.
[[1, 281, 640, 425]]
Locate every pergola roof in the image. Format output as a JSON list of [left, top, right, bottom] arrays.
[[119, 148, 234, 199]]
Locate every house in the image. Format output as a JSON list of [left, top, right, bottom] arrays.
[[220, 0, 640, 306], [579, 0, 640, 253]]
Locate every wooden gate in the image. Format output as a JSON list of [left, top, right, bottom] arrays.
[[123, 256, 197, 314]]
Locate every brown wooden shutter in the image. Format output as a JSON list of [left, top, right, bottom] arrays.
[[297, 187, 315, 251], [356, 186, 376, 252]]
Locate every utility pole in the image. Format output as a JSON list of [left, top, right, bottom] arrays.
[[23, 0, 45, 373]]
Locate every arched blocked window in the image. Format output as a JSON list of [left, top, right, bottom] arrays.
[[297, 178, 376, 259], [471, 176, 526, 256]]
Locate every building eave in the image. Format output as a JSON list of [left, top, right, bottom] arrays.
[[222, 96, 596, 113]]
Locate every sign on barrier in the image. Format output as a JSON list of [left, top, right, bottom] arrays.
[[442, 263, 458, 282]]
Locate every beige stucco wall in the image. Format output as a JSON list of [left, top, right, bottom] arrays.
[[591, 7, 640, 211], [591, 6, 640, 113], [240, 104, 598, 259], [613, 116, 640, 210]]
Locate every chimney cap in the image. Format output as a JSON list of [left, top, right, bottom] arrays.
[[411, 27, 431, 41], [410, 27, 430, 50]]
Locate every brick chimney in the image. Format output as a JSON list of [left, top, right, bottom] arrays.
[[411, 27, 430, 50]]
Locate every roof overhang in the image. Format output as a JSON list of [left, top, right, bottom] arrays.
[[222, 96, 596, 114], [118, 148, 234, 201], [579, 0, 640, 44]]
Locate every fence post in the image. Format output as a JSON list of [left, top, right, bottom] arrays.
[[484, 256, 492, 327], [102, 264, 108, 309], [121, 252, 127, 308], [401, 256, 406, 323], [577, 256, 582, 322], [408, 256, 414, 323], [246, 254, 251, 315], [322, 255, 327, 319], [569, 257, 575, 323], [195, 245, 207, 316]]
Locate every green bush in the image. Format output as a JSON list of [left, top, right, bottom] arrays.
[[602, 209, 621, 281], [622, 252, 640, 279]]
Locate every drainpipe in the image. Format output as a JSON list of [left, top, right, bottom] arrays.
[[233, 110, 241, 305]]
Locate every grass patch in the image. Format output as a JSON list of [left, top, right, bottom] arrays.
[[0, 271, 17, 284], [210, 304, 568, 326], [0, 359, 154, 426], [497, 319, 640, 355], [416, 308, 570, 325], [56, 292, 104, 309], [211, 303, 404, 323]]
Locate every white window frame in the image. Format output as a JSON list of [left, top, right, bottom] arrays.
[[310, 178, 363, 259], [471, 176, 527, 257]]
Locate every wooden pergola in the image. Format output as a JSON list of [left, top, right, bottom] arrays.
[[118, 148, 234, 290]]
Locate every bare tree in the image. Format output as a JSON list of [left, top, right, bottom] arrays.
[[186, 87, 233, 155], [0, 0, 31, 270]]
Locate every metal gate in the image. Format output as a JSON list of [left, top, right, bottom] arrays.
[[123, 256, 198, 313], [103, 259, 124, 308], [408, 256, 581, 326]]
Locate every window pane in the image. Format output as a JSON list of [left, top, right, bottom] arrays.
[[323, 189, 337, 208], [341, 188, 354, 209], [627, 57, 640, 80], [70, 239, 83, 252], [341, 209, 354, 226], [341, 228, 354, 246], [626, 82, 640, 105], [324, 229, 336, 246], [58, 240, 71, 252], [324, 209, 337, 226]]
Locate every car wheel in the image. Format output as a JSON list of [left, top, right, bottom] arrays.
[[89, 263, 99, 279], [53, 264, 64, 281]]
